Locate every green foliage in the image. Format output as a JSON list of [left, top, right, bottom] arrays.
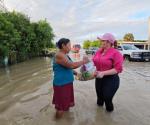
[[83, 40, 101, 49], [83, 40, 91, 49], [123, 33, 134, 42], [0, 11, 55, 65], [90, 40, 101, 47]]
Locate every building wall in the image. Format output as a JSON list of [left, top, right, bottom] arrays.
[[148, 17, 150, 50], [148, 17, 150, 43]]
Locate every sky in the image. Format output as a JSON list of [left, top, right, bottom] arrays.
[[4, 0, 150, 44]]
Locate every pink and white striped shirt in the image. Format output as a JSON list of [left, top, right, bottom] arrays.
[[93, 48, 123, 73]]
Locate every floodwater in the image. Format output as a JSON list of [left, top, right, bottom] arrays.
[[0, 55, 150, 125]]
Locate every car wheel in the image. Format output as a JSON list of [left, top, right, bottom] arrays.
[[124, 55, 131, 61]]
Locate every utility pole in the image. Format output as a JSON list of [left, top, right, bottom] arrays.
[[148, 17, 150, 50]]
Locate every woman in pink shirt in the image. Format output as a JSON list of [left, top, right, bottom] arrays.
[[93, 33, 123, 112]]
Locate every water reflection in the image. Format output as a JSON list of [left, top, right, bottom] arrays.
[[0, 56, 150, 125], [0, 57, 52, 113], [4, 66, 11, 82]]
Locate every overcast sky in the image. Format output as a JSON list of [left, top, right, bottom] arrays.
[[4, 0, 150, 44]]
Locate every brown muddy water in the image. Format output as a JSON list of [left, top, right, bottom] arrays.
[[0, 56, 150, 125]]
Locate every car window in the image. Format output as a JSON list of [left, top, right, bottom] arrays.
[[122, 45, 139, 50]]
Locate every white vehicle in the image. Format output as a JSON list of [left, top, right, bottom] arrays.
[[85, 47, 99, 55], [117, 44, 150, 61]]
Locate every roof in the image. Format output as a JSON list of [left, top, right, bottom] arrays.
[[119, 41, 150, 45]]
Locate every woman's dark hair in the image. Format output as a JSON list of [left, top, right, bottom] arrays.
[[56, 38, 70, 49], [114, 40, 118, 49]]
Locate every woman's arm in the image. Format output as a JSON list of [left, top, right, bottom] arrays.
[[96, 50, 123, 78], [55, 53, 88, 69], [96, 68, 117, 78]]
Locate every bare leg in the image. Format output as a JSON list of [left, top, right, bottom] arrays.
[[55, 110, 64, 119]]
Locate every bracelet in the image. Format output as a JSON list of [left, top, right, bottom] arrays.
[[73, 72, 77, 75]]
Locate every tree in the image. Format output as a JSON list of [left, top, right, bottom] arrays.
[[83, 40, 91, 49], [34, 20, 55, 50], [83, 39, 101, 49], [90, 40, 101, 47], [0, 13, 21, 57], [123, 33, 134, 42], [0, 11, 55, 65], [1, 11, 34, 61]]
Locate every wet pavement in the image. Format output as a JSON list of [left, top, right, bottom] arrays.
[[0, 56, 150, 125]]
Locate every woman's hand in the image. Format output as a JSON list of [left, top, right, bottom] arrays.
[[75, 73, 82, 80], [93, 71, 98, 77], [82, 56, 89, 64], [96, 71, 105, 78]]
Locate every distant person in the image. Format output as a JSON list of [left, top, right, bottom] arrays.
[[52, 38, 89, 118], [93, 33, 124, 112]]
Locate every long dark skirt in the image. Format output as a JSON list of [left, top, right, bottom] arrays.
[[52, 83, 74, 111]]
